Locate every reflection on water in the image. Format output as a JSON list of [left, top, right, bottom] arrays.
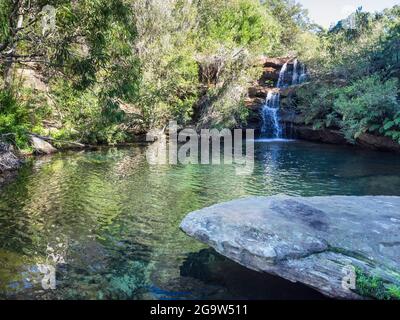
[[0, 140, 400, 299]]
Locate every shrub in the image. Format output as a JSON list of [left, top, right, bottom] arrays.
[[333, 75, 400, 141], [0, 89, 47, 150]]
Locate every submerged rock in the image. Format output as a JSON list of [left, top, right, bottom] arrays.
[[180, 195, 400, 299]]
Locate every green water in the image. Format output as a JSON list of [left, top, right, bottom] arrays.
[[1, 140, 400, 299]]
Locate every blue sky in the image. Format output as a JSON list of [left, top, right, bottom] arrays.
[[297, 0, 399, 27]]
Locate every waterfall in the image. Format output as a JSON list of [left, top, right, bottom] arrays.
[[260, 59, 308, 139], [292, 59, 299, 85], [298, 63, 308, 83], [292, 59, 308, 85], [277, 62, 288, 88], [260, 61, 289, 138], [261, 91, 282, 139]]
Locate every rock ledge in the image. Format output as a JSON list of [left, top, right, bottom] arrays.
[[180, 195, 400, 299]]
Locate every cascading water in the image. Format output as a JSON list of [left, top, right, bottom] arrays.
[[276, 62, 288, 88], [292, 59, 299, 85], [298, 63, 308, 83], [260, 59, 308, 139], [261, 91, 282, 138], [292, 58, 308, 85], [261, 62, 288, 139]]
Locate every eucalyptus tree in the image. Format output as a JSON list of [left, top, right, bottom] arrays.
[[0, 1, 141, 146], [0, 0, 138, 87]]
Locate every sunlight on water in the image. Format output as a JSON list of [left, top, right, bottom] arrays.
[[1, 140, 400, 299]]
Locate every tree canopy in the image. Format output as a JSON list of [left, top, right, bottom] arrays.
[[1, 1, 399, 149]]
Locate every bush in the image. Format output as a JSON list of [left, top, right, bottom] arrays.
[[0, 89, 47, 150], [297, 75, 400, 142], [294, 6, 400, 145], [50, 79, 134, 145], [333, 75, 400, 141]]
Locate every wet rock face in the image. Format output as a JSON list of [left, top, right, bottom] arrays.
[[246, 58, 292, 107], [357, 133, 400, 153], [246, 58, 293, 130], [180, 195, 400, 299], [289, 125, 400, 153], [246, 57, 301, 132], [293, 126, 348, 145]]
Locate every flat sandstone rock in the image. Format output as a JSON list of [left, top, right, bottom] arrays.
[[180, 196, 400, 299]]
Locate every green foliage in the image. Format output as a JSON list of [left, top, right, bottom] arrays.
[[355, 268, 400, 300], [136, 48, 199, 127], [334, 75, 400, 141], [0, 0, 10, 43], [262, 0, 312, 52], [132, 0, 283, 130], [198, 0, 280, 53], [296, 82, 339, 129], [0, 89, 46, 150], [297, 75, 400, 142], [129, 0, 201, 128], [51, 0, 138, 89], [300, 7, 400, 79], [388, 284, 400, 299], [1, 0, 319, 145], [295, 5, 400, 144], [50, 79, 129, 145], [7, 0, 397, 148], [199, 83, 250, 129], [382, 112, 400, 143], [192, 0, 285, 129], [1, 0, 141, 147]]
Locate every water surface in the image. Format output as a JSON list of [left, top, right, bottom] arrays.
[[1, 140, 400, 299]]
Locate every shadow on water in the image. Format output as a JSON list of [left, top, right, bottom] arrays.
[[179, 249, 327, 300]]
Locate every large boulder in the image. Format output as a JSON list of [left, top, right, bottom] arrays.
[[29, 135, 57, 154], [180, 195, 400, 299]]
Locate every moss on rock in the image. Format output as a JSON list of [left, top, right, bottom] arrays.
[[355, 268, 400, 300]]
